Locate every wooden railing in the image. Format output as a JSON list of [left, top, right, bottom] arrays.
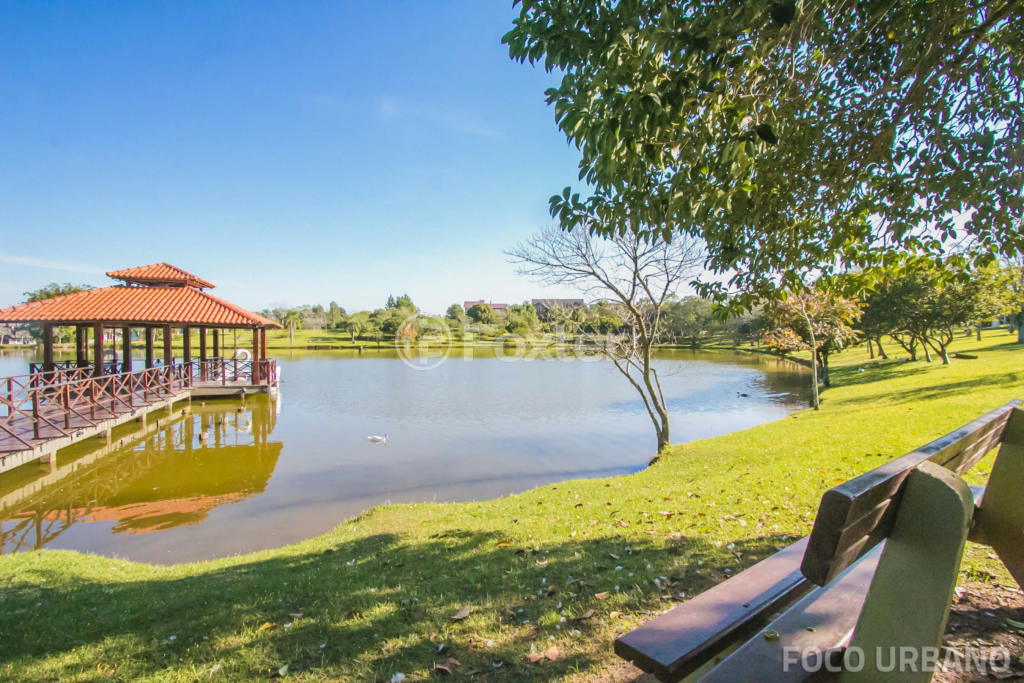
[[29, 360, 130, 377], [0, 366, 186, 451], [189, 358, 278, 387], [29, 360, 83, 373], [25, 358, 279, 387], [0, 359, 277, 455]]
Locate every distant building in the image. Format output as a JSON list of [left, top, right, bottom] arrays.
[[531, 298, 585, 320], [0, 324, 34, 345], [464, 300, 509, 319]]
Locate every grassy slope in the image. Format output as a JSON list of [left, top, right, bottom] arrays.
[[1, 331, 1021, 682]]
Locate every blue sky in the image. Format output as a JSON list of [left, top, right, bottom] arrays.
[[0, 1, 587, 315]]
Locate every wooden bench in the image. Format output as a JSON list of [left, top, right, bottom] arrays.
[[616, 400, 1024, 682]]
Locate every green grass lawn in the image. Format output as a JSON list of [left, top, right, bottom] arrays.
[[1, 331, 1022, 681]]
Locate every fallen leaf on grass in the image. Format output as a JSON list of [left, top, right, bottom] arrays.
[[594, 592, 610, 600], [609, 553, 620, 560], [535, 560, 549, 567], [289, 613, 303, 619], [613, 519, 629, 528], [496, 541, 511, 547], [434, 657, 461, 675], [527, 646, 560, 663], [546, 585, 559, 596], [274, 664, 289, 678], [609, 611, 622, 619], [573, 609, 595, 621], [257, 622, 275, 633], [451, 608, 471, 621]]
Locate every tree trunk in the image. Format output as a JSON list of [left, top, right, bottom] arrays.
[[798, 306, 820, 410], [876, 339, 888, 360], [927, 337, 950, 365], [642, 357, 671, 453], [922, 340, 932, 362], [820, 351, 831, 387], [976, 325, 982, 342], [867, 340, 874, 359], [289, 323, 295, 345]]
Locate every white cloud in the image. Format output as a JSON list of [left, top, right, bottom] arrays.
[[0, 253, 106, 276], [377, 97, 500, 138]]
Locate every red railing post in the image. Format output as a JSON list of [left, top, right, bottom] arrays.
[[31, 381, 40, 440], [63, 383, 71, 429]]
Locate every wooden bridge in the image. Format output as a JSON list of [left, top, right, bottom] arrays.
[[0, 358, 277, 475]]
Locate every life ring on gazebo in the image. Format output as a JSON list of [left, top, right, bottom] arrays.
[[233, 349, 252, 361]]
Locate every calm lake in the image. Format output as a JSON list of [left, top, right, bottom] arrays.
[[0, 348, 809, 563]]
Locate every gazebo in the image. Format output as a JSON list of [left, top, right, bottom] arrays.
[[0, 264, 282, 474], [0, 263, 281, 380]]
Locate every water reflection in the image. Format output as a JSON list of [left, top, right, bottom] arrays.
[[0, 399, 279, 553], [0, 348, 808, 563]]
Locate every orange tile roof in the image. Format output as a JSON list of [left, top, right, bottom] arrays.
[[0, 286, 281, 328], [107, 263, 215, 289]]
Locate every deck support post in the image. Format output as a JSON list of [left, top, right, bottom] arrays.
[[199, 327, 207, 380], [121, 325, 131, 374], [76, 324, 88, 368], [260, 327, 267, 385], [92, 323, 104, 378], [145, 327, 154, 369], [252, 328, 259, 383], [183, 326, 192, 383], [162, 324, 173, 392], [42, 323, 54, 373]]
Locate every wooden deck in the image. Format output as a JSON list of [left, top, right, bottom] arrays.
[[0, 360, 276, 475]]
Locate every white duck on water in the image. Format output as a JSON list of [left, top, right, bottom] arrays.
[[367, 434, 388, 445]]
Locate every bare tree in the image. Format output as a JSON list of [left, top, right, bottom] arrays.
[[507, 226, 704, 454]]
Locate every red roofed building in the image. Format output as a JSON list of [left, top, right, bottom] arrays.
[[463, 300, 509, 319]]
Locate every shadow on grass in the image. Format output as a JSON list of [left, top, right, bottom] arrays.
[[825, 359, 932, 389], [0, 530, 790, 681], [836, 371, 1023, 408]]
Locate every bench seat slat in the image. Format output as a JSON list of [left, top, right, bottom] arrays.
[[614, 537, 812, 683], [699, 543, 884, 683]]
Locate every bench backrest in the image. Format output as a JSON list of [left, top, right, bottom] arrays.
[[801, 399, 1022, 586]]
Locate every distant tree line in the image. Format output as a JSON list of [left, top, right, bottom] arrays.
[[261, 295, 424, 345]]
